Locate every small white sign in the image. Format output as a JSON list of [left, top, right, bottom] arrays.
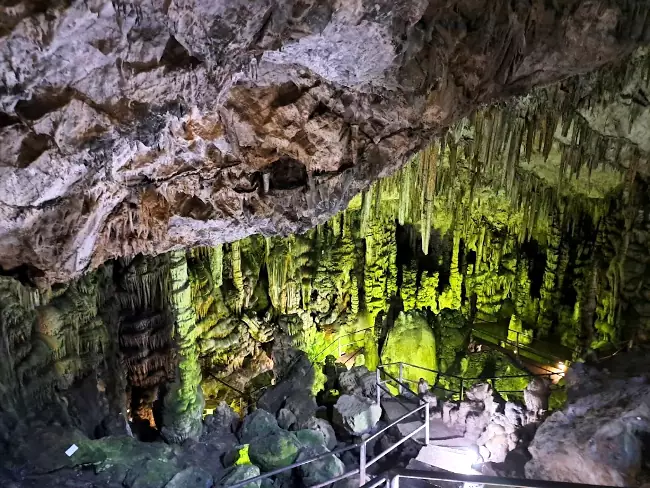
[[65, 444, 78, 457]]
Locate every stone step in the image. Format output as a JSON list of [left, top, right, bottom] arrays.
[[380, 397, 464, 443], [415, 444, 481, 475]]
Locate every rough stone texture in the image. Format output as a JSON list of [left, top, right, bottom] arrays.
[[217, 465, 261, 488], [203, 401, 241, 436], [0, 1, 647, 285], [332, 394, 381, 436], [238, 409, 280, 443], [442, 383, 500, 440], [526, 356, 650, 486], [523, 377, 551, 415], [299, 417, 337, 451], [296, 444, 346, 486], [164, 467, 212, 488], [276, 408, 297, 431], [248, 430, 301, 472]]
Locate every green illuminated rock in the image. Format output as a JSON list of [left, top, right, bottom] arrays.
[[381, 311, 437, 386]]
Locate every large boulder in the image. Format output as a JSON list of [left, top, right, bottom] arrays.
[[525, 360, 650, 486], [299, 418, 338, 451], [338, 366, 377, 398], [204, 401, 241, 435], [333, 395, 381, 436], [258, 349, 315, 415], [239, 409, 280, 443], [217, 465, 261, 488], [164, 468, 212, 488], [248, 431, 301, 472], [283, 390, 318, 424], [297, 445, 346, 486]]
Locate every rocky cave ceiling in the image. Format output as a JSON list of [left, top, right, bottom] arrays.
[[1, 0, 649, 286]]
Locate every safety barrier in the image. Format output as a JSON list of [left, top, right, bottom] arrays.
[[472, 325, 577, 365], [228, 400, 431, 488], [360, 469, 618, 488], [378, 361, 562, 402]]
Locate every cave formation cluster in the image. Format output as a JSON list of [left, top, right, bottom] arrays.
[[1, 48, 650, 441]]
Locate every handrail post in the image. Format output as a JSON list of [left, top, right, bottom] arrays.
[[515, 331, 520, 357], [424, 402, 430, 445], [359, 442, 367, 486], [390, 475, 400, 488], [376, 368, 381, 408], [459, 379, 464, 400], [398, 363, 404, 395]]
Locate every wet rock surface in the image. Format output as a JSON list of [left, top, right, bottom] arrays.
[[0, 0, 646, 285]]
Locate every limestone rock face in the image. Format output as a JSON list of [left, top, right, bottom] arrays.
[[0, 0, 646, 285], [525, 358, 650, 486]]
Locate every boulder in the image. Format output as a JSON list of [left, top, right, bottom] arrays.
[[339, 366, 369, 394], [300, 418, 337, 450], [525, 359, 650, 486], [283, 390, 317, 424], [124, 459, 179, 488], [333, 395, 381, 436], [258, 350, 314, 415], [338, 366, 378, 398], [239, 410, 280, 443], [248, 431, 301, 472], [164, 467, 212, 488], [295, 429, 327, 449], [217, 465, 261, 488], [204, 401, 240, 435], [276, 408, 297, 430], [297, 445, 346, 486]]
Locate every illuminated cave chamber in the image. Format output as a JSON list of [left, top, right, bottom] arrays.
[[1, 50, 650, 441]]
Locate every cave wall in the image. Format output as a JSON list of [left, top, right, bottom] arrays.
[[2, 50, 650, 436]]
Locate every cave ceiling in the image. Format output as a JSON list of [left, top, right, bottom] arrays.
[[0, 1, 649, 286]]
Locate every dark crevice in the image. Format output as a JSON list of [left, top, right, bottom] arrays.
[[14, 88, 75, 121], [17, 133, 51, 167], [272, 81, 304, 108], [268, 156, 308, 190], [160, 36, 202, 70]]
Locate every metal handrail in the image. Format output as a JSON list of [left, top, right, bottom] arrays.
[[472, 326, 576, 363], [227, 442, 361, 488], [378, 361, 562, 400], [228, 383, 433, 488], [361, 469, 618, 488]]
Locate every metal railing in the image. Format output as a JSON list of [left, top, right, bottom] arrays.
[[360, 469, 619, 488], [378, 361, 562, 402], [229, 394, 433, 487], [472, 325, 577, 364], [314, 327, 374, 362], [226, 357, 568, 488]]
